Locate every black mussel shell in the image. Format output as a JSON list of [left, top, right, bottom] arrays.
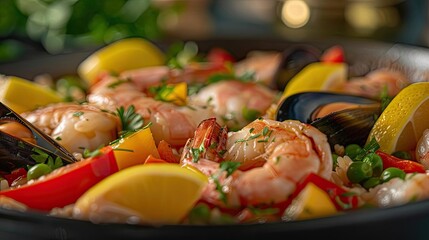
[[0, 103, 76, 172], [272, 45, 321, 91], [275, 92, 381, 148], [311, 106, 381, 148], [276, 92, 379, 123]]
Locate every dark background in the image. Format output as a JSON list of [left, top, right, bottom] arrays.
[[0, 0, 427, 63]]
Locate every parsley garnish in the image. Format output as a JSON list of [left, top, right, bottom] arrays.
[[213, 178, 227, 204], [30, 148, 63, 170], [380, 85, 392, 113], [107, 78, 131, 89], [235, 133, 262, 143], [116, 105, 144, 136], [248, 206, 279, 216], [82, 146, 103, 158], [219, 161, 241, 177], [354, 137, 380, 161], [73, 111, 84, 117], [190, 144, 205, 163], [242, 107, 261, 122]]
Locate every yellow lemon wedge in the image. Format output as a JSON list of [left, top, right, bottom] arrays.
[[78, 38, 166, 85], [74, 164, 208, 225], [0, 76, 62, 113], [281, 62, 347, 100], [367, 82, 429, 154], [283, 182, 337, 221]]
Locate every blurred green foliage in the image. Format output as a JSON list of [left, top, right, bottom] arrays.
[[0, 0, 166, 62]]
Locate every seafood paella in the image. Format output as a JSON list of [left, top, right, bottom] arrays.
[[0, 38, 428, 226]]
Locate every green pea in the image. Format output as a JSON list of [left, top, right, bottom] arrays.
[[345, 144, 363, 160], [362, 153, 383, 176], [347, 161, 373, 183], [188, 203, 211, 224], [380, 167, 406, 183], [392, 151, 412, 160], [27, 163, 52, 181], [332, 153, 339, 170], [362, 177, 381, 190]]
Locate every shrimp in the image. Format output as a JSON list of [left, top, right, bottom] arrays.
[[415, 129, 429, 169], [342, 68, 410, 99], [181, 118, 332, 207], [118, 62, 230, 94], [189, 80, 278, 131], [88, 74, 217, 147], [234, 51, 282, 86], [361, 173, 429, 207], [21, 103, 119, 154]]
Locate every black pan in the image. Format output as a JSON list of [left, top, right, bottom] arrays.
[[1, 38, 429, 240]]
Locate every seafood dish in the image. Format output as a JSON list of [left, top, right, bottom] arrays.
[[1, 38, 429, 239]]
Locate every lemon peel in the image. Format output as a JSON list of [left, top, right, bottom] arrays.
[[74, 164, 207, 225], [78, 38, 165, 85], [281, 62, 347, 100], [367, 82, 429, 153]]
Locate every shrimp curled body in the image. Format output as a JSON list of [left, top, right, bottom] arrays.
[[181, 118, 332, 207], [21, 103, 119, 154], [88, 75, 216, 147]]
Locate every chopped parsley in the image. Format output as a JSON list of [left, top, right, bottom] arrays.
[[116, 105, 144, 136], [107, 78, 131, 89], [354, 137, 380, 161], [190, 144, 205, 163], [242, 107, 261, 122], [219, 161, 241, 177], [73, 111, 84, 117], [82, 146, 103, 158], [380, 85, 392, 113], [30, 147, 63, 170]]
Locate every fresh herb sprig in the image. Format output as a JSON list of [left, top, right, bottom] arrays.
[[116, 105, 144, 136], [30, 148, 63, 170]]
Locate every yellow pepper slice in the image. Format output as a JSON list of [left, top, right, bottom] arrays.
[[112, 127, 160, 170]]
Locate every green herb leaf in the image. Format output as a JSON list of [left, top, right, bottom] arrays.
[[73, 111, 84, 117], [354, 137, 380, 161], [116, 105, 144, 135], [242, 107, 261, 122], [213, 178, 227, 204], [220, 161, 241, 177], [30, 148, 64, 170], [380, 85, 392, 112], [53, 156, 63, 170], [30, 148, 50, 164], [83, 146, 103, 158]]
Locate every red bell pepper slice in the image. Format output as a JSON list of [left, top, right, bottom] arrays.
[[3, 168, 27, 186], [292, 173, 359, 211], [0, 146, 118, 211], [320, 45, 345, 63], [207, 48, 235, 64], [376, 150, 426, 174]]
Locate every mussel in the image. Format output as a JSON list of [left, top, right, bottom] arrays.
[[271, 45, 321, 91], [0, 102, 76, 173], [276, 92, 381, 148]]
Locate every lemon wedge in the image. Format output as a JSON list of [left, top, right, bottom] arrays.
[[0, 76, 62, 113], [78, 38, 166, 85], [367, 82, 429, 153], [281, 62, 347, 100], [74, 164, 208, 225]]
